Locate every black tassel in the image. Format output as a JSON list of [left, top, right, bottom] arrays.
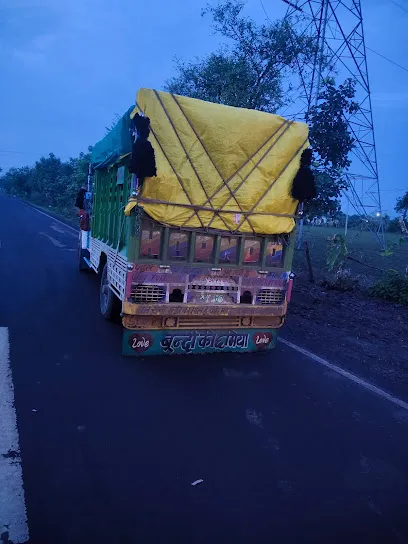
[[129, 113, 157, 180], [291, 148, 317, 202], [75, 187, 86, 209]]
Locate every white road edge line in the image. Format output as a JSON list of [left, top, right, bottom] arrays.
[[25, 204, 78, 237], [279, 337, 408, 411], [0, 327, 29, 543]]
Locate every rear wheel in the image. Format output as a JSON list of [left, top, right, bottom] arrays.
[[100, 264, 121, 320]]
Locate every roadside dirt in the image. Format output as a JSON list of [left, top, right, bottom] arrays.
[[283, 274, 408, 401]]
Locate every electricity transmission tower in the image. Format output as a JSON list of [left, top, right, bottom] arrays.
[[284, 0, 385, 247]]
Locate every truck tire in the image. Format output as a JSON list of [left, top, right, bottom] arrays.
[[100, 264, 121, 320]]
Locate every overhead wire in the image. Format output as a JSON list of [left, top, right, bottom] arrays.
[[259, 0, 273, 23], [390, 0, 408, 14], [365, 1, 408, 74], [262, 1, 408, 77], [366, 46, 408, 74], [267, 0, 408, 75]]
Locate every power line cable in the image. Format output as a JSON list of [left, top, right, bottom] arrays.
[[272, 0, 408, 75], [259, 0, 273, 23], [381, 188, 408, 192], [366, 46, 408, 74], [390, 0, 408, 14]]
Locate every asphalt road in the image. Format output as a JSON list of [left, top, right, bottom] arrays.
[[1, 194, 408, 544]]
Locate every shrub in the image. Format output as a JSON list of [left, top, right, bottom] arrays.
[[387, 218, 401, 233], [369, 270, 408, 306], [326, 234, 348, 272], [323, 268, 359, 292]]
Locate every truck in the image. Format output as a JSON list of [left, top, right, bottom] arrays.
[[78, 88, 310, 356]]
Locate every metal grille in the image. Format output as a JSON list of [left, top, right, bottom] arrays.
[[89, 238, 128, 301], [189, 285, 238, 291], [90, 237, 103, 270], [257, 289, 285, 306], [177, 316, 241, 328], [108, 248, 127, 300], [130, 285, 165, 303]]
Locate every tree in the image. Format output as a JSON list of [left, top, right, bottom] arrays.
[[347, 214, 363, 229], [395, 191, 408, 219], [387, 217, 401, 233], [334, 210, 347, 227], [305, 171, 342, 217], [0, 166, 33, 197], [165, 1, 358, 218], [29, 153, 68, 206], [0, 149, 91, 213], [306, 78, 359, 217], [166, 0, 317, 112]]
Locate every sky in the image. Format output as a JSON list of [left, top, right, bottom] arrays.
[[0, 0, 407, 216]]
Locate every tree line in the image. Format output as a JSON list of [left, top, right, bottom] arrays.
[[0, 151, 91, 217]]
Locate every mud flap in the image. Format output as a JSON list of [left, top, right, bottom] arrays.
[[78, 230, 91, 271]]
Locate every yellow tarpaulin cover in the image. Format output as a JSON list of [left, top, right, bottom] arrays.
[[128, 89, 309, 235]]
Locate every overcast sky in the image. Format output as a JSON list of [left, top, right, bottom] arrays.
[[0, 0, 407, 215]]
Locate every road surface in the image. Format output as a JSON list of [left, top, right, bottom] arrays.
[[1, 194, 408, 544]]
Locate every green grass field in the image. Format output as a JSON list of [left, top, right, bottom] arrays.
[[293, 226, 408, 285]]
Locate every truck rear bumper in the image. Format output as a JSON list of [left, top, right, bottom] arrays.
[[123, 301, 287, 317]]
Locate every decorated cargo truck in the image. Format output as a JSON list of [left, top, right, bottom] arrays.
[[78, 88, 314, 356]]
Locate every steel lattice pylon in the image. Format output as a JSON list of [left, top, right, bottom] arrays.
[[283, 0, 385, 246]]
